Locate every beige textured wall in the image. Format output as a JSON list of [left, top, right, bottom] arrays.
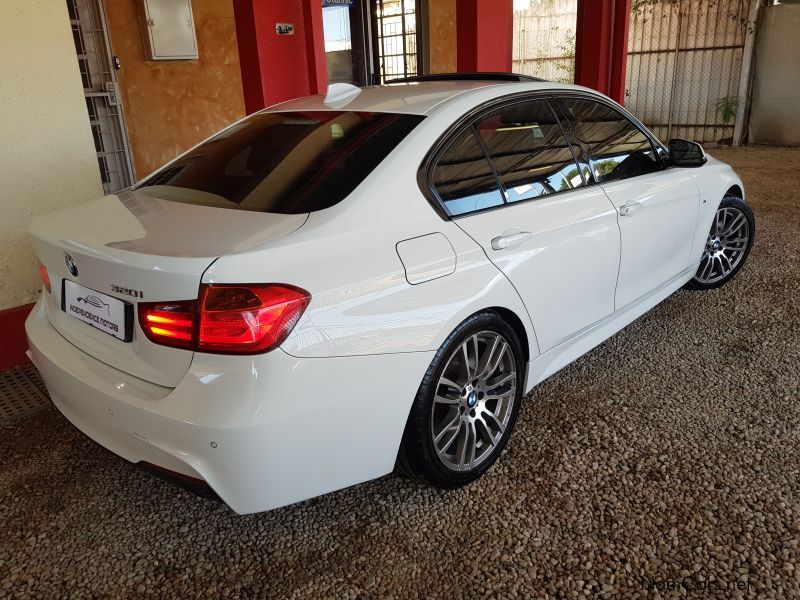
[[427, 0, 457, 73], [749, 3, 800, 147], [0, 0, 103, 311], [104, 0, 246, 179]]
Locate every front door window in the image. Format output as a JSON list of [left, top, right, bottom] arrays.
[[474, 100, 587, 203]]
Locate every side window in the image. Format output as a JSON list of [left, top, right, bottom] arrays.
[[431, 127, 505, 217], [475, 99, 585, 203], [558, 98, 661, 183]]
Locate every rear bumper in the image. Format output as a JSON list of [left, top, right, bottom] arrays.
[[25, 299, 433, 514]]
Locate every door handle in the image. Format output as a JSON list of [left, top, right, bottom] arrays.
[[491, 230, 532, 250], [619, 201, 643, 217]]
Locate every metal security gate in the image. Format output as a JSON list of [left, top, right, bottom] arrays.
[[372, 0, 421, 82], [68, 0, 135, 193], [625, 0, 750, 145], [512, 0, 578, 84]]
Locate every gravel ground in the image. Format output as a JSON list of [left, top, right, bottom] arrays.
[[1, 146, 799, 599]]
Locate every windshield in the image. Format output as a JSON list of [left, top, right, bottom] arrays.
[[135, 111, 425, 214]]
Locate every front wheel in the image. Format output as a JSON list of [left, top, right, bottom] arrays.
[[684, 195, 754, 290], [396, 311, 524, 489]]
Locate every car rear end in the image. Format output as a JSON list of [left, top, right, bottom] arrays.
[[26, 105, 431, 513]]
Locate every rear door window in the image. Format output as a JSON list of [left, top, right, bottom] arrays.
[[556, 98, 662, 183], [430, 127, 505, 217], [474, 99, 585, 203], [136, 111, 425, 214]]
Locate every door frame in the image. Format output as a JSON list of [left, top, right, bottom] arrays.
[[369, 0, 425, 83], [69, 0, 136, 192], [417, 89, 670, 221]]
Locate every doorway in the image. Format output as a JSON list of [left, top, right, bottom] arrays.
[[67, 0, 135, 193], [322, 0, 423, 86]]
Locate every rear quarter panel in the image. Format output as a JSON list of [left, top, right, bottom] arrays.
[[203, 104, 540, 361]]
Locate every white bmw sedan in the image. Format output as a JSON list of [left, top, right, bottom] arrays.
[[26, 76, 754, 514]]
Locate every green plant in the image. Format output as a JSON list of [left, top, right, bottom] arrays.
[[715, 96, 739, 124], [555, 31, 576, 84]]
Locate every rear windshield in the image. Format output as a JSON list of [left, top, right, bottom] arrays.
[[135, 111, 425, 214]]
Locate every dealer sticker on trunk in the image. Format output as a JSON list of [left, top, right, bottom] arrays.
[[62, 280, 130, 341]]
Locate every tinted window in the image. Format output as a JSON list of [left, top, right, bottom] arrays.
[[475, 100, 584, 203], [431, 127, 505, 216], [558, 98, 661, 182], [136, 111, 424, 214]]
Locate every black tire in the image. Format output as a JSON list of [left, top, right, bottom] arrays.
[[684, 194, 755, 291], [396, 310, 524, 489]]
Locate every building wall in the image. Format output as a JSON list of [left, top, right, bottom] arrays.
[[0, 0, 103, 311], [626, 0, 749, 145], [104, 0, 246, 179], [512, 0, 577, 83], [749, 2, 800, 147], [427, 0, 457, 73], [233, 0, 324, 112]]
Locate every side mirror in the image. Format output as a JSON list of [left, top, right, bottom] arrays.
[[668, 138, 707, 167]]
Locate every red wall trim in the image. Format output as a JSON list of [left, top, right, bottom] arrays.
[[233, 0, 328, 113], [575, 0, 631, 105], [0, 303, 34, 371], [232, 1, 265, 114], [457, 0, 513, 73], [609, 0, 632, 105], [302, 0, 327, 95]]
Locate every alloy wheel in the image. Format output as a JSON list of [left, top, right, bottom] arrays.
[[695, 206, 750, 285], [430, 331, 517, 472]]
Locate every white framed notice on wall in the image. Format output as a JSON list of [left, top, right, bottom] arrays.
[[139, 0, 199, 60]]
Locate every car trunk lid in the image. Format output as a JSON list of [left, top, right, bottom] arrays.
[[30, 190, 307, 387]]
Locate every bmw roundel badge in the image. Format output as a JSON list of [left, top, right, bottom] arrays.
[[65, 253, 78, 277]]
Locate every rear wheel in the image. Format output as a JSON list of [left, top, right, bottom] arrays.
[[684, 195, 754, 290], [397, 311, 524, 488]]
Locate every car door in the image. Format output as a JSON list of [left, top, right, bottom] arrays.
[[430, 97, 621, 353], [554, 97, 701, 309]]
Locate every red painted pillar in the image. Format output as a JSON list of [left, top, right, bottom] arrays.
[[0, 304, 34, 371], [232, 0, 328, 114], [574, 0, 631, 105], [302, 0, 327, 96], [457, 0, 513, 72]]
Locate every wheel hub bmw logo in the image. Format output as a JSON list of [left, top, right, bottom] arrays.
[[468, 392, 477, 407], [65, 253, 78, 277]]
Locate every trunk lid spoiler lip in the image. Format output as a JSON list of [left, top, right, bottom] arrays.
[[31, 190, 310, 261]]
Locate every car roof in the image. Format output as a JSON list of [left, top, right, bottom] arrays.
[[266, 80, 587, 116]]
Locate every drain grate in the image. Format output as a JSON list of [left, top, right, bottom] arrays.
[[0, 364, 50, 423]]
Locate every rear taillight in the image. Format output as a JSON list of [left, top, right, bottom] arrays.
[[139, 300, 195, 350], [138, 284, 310, 354], [38, 261, 51, 294], [197, 284, 310, 353]]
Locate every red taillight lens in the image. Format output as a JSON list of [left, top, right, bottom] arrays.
[[198, 284, 310, 353], [137, 284, 310, 354], [138, 300, 195, 349], [38, 261, 51, 294]]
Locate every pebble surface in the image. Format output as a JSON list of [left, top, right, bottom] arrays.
[[1, 147, 798, 599]]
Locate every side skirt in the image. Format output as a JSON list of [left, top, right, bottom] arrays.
[[523, 265, 696, 393]]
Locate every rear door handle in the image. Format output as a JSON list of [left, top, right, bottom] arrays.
[[491, 230, 532, 250], [619, 201, 643, 217]]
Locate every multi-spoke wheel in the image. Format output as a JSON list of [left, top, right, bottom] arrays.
[[431, 331, 516, 471], [685, 194, 754, 291], [397, 311, 523, 488]]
